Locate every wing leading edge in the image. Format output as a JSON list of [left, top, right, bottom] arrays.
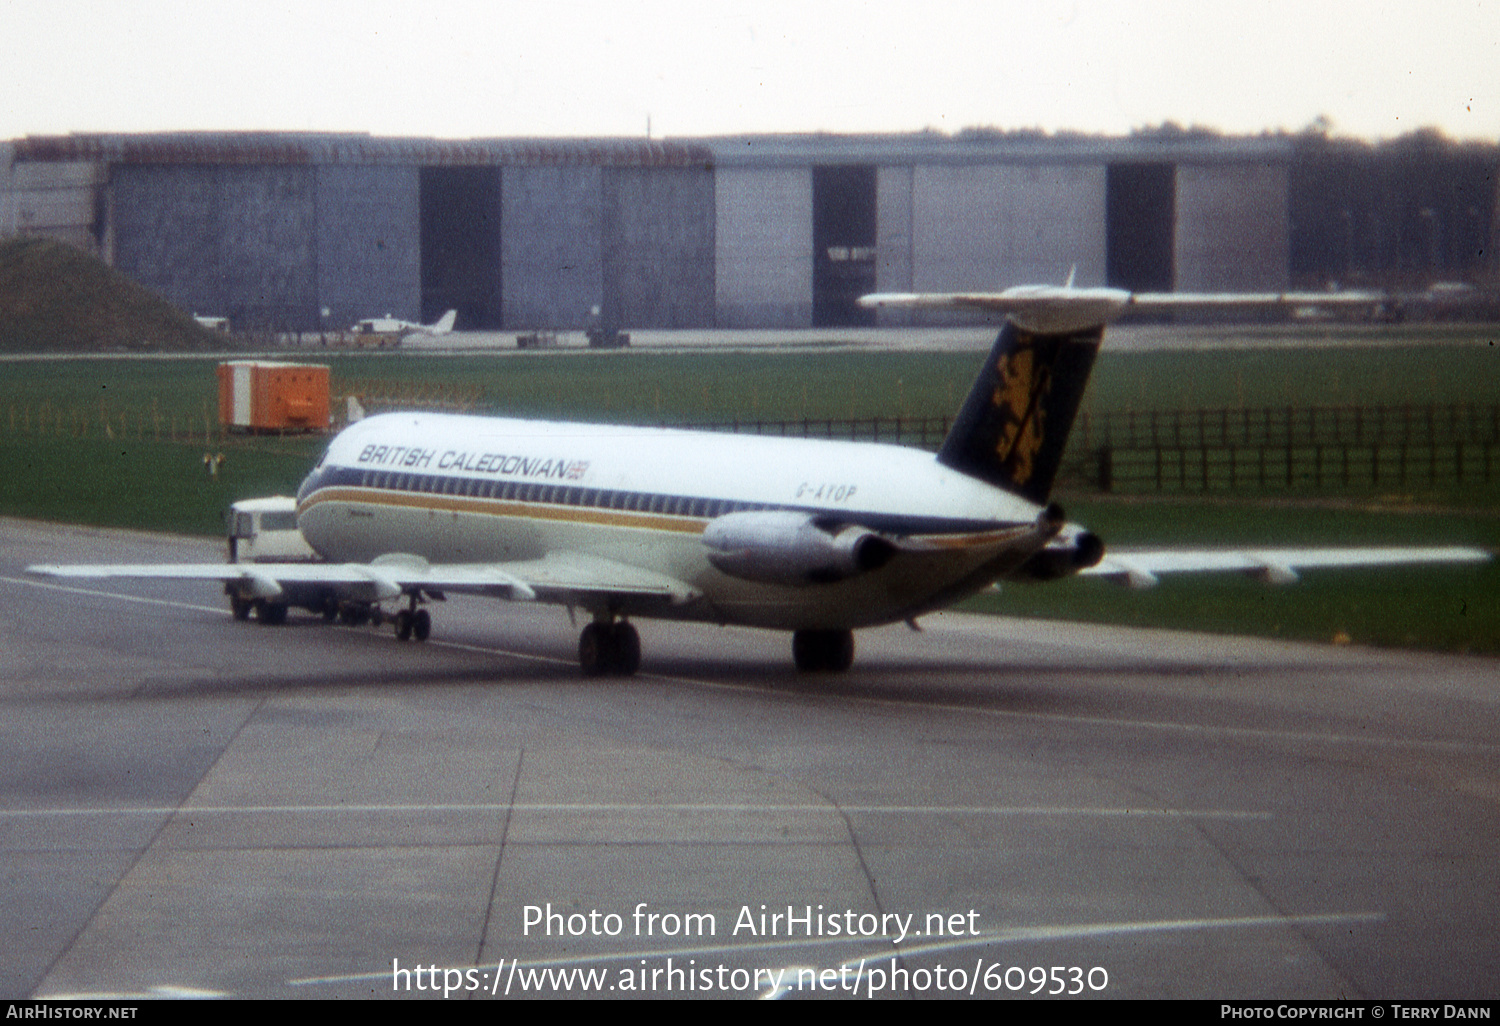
[[1076, 546, 1490, 590], [27, 551, 700, 611]]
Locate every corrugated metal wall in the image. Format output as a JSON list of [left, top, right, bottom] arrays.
[[9, 159, 105, 253], [912, 164, 1107, 293], [0, 143, 15, 239], [1175, 163, 1289, 290], [501, 165, 603, 329], [603, 166, 715, 328], [218, 166, 319, 330], [112, 164, 237, 321], [714, 166, 813, 327], [113, 164, 423, 332], [316, 166, 420, 332], [875, 165, 913, 295]]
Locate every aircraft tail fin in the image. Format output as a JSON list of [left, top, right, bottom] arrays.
[[430, 310, 458, 334], [937, 320, 1102, 505]]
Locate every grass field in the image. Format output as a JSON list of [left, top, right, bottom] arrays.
[[2, 330, 1496, 653]]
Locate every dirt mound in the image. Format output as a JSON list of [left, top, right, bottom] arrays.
[[0, 237, 221, 352]]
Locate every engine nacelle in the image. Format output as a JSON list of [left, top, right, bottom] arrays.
[[1011, 530, 1106, 582], [702, 511, 898, 587]]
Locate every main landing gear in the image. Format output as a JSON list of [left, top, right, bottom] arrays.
[[792, 628, 854, 672], [579, 617, 641, 677], [393, 594, 431, 642]]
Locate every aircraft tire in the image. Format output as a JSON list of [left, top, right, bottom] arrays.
[[230, 596, 252, 621], [395, 610, 413, 641], [412, 609, 431, 642], [579, 623, 609, 677], [792, 629, 854, 672], [611, 622, 641, 677], [257, 601, 289, 626], [579, 622, 640, 677]]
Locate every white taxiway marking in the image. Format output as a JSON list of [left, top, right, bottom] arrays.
[[1, 574, 226, 615], [0, 802, 1271, 820]]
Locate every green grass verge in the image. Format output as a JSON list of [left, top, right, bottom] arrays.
[[962, 495, 1500, 654], [0, 434, 322, 536]]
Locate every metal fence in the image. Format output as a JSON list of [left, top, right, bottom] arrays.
[[1072, 404, 1500, 493], [690, 405, 1500, 495]]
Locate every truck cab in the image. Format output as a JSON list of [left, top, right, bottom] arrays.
[[226, 496, 334, 624], [227, 496, 319, 564]]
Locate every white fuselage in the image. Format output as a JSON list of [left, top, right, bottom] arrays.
[[295, 412, 1050, 630]]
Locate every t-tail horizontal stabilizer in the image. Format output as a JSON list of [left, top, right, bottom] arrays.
[[859, 284, 1385, 505]]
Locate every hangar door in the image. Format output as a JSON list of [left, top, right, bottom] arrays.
[[1107, 163, 1175, 292], [813, 165, 877, 326], [420, 167, 502, 329]]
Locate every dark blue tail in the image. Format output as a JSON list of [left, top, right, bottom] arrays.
[[937, 321, 1103, 505]]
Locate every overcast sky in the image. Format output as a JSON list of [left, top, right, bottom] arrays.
[[2, 0, 1496, 142]]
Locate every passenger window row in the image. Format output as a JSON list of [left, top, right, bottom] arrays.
[[351, 468, 769, 521]]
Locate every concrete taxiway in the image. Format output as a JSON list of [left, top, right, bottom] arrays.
[[2, 517, 1498, 1000]]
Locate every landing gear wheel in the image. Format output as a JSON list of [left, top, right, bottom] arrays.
[[256, 601, 289, 626], [579, 623, 609, 677], [395, 609, 413, 641], [792, 629, 854, 672], [612, 622, 640, 676], [578, 621, 641, 677], [230, 595, 252, 621], [411, 608, 431, 642]]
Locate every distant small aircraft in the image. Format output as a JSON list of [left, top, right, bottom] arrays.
[[350, 310, 457, 336], [29, 283, 1487, 676]]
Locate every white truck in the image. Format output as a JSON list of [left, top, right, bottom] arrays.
[[225, 496, 331, 624], [225, 496, 430, 635]]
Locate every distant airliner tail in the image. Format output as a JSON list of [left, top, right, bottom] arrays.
[[937, 320, 1102, 505], [430, 310, 457, 334]]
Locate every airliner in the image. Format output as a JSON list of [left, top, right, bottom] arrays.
[[351, 309, 458, 336], [28, 285, 1488, 675]]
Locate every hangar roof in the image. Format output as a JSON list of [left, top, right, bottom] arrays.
[[694, 131, 1296, 167], [11, 132, 715, 167], [23, 129, 1484, 171]]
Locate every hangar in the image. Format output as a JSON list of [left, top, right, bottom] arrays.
[[2, 130, 1495, 332]]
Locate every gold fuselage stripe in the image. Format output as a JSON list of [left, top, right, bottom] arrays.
[[298, 486, 1034, 550]]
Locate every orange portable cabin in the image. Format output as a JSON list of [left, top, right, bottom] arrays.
[[217, 361, 331, 433]]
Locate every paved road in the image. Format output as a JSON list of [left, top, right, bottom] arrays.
[[2, 518, 1498, 1000]]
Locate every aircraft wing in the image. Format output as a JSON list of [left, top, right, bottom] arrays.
[[1077, 546, 1490, 589], [859, 287, 1384, 334], [27, 551, 701, 609]]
